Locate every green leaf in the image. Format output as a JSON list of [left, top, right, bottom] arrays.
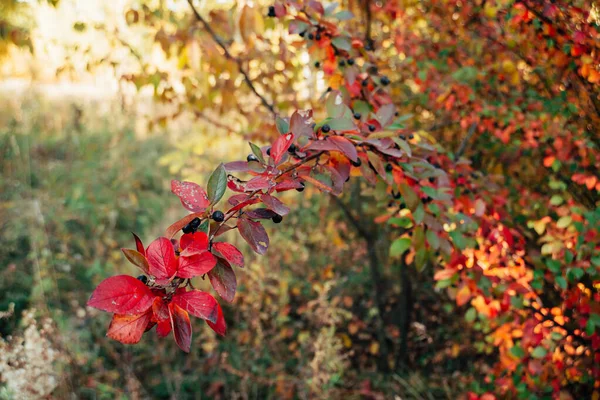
[[390, 238, 411, 258], [276, 116, 289, 134], [393, 137, 412, 157], [556, 216, 572, 229], [426, 229, 440, 250], [412, 203, 425, 224], [352, 100, 371, 117], [249, 142, 265, 164], [388, 217, 413, 228], [510, 345, 525, 359], [591, 256, 600, 267], [531, 346, 547, 359], [331, 36, 352, 52], [399, 183, 419, 211], [198, 219, 209, 234], [567, 267, 584, 283], [545, 259, 562, 274], [449, 230, 467, 250], [550, 195, 563, 206], [334, 10, 353, 20], [207, 164, 227, 205], [465, 307, 477, 323], [586, 318, 596, 336], [328, 116, 356, 131], [555, 276, 567, 290]]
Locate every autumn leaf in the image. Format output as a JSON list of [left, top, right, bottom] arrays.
[[87, 275, 155, 315], [207, 302, 227, 336], [237, 218, 269, 255], [146, 237, 178, 279], [169, 303, 192, 353], [172, 290, 219, 323], [208, 258, 237, 303], [212, 242, 244, 267], [107, 309, 153, 344], [171, 180, 210, 212]]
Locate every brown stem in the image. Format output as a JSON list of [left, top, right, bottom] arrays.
[[186, 0, 277, 117], [330, 195, 390, 371]]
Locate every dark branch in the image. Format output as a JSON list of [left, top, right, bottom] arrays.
[[454, 122, 477, 161], [186, 0, 277, 117]]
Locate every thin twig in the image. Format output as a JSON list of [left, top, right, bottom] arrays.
[[454, 122, 477, 160], [186, 0, 277, 117]]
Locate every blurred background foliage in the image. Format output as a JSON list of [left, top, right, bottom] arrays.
[[0, 0, 598, 399]]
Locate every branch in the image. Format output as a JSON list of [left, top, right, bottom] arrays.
[[186, 0, 277, 117], [454, 122, 477, 161]]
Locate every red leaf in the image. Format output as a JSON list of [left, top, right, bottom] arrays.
[[107, 309, 152, 344], [328, 136, 358, 162], [121, 248, 150, 274], [172, 290, 219, 323], [87, 275, 154, 315], [207, 302, 227, 336], [156, 320, 172, 337], [146, 237, 178, 279], [132, 232, 145, 256], [164, 212, 204, 239], [260, 194, 290, 216], [270, 133, 295, 165], [169, 303, 192, 353], [212, 242, 244, 267], [224, 161, 252, 172], [208, 258, 237, 303], [237, 218, 269, 255], [290, 110, 314, 138], [178, 251, 217, 278], [274, 179, 304, 192], [244, 209, 278, 219], [152, 296, 170, 322], [180, 232, 209, 256], [245, 175, 272, 191], [171, 180, 210, 212]]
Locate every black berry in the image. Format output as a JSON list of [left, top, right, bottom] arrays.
[[380, 76, 390, 85], [182, 217, 201, 234], [361, 79, 369, 87], [266, 147, 271, 156], [272, 214, 283, 223], [212, 211, 225, 222], [351, 158, 362, 167], [247, 154, 259, 162], [353, 112, 361, 119], [288, 144, 297, 153], [408, 134, 414, 140], [315, 33, 321, 41], [299, 31, 306, 37], [399, 135, 406, 140], [137, 275, 148, 284], [296, 183, 305, 192], [267, 6, 276, 17], [326, 86, 332, 92], [429, 177, 435, 183], [339, 60, 346, 67], [395, 111, 399, 116], [386, 164, 393, 172], [314, 61, 320, 68], [308, 33, 314, 40], [368, 125, 376, 132], [321, 124, 331, 133], [393, 192, 402, 199], [347, 58, 354, 66]]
